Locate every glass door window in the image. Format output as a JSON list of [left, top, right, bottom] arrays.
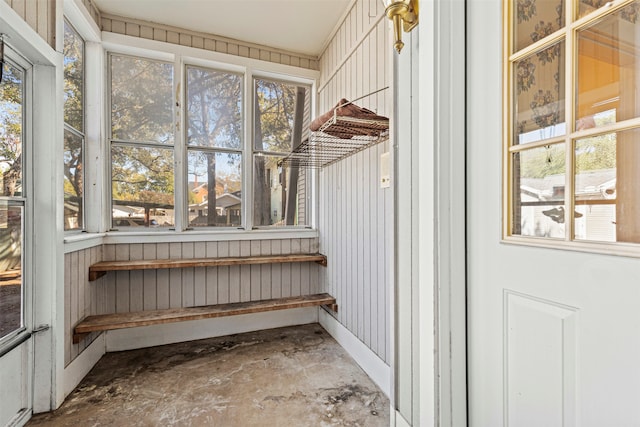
[[0, 58, 25, 342]]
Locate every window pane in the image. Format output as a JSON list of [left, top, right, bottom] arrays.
[[514, 0, 565, 52], [0, 62, 23, 197], [111, 145, 174, 228], [254, 155, 308, 227], [111, 55, 174, 144], [0, 202, 23, 340], [575, 128, 640, 243], [64, 20, 83, 132], [576, 2, 640, 131], [188, 150, 241, 227], [186, 67, 242, 149], [255, 79, 309, 153], [64, 129, 83, 230], [512, 144, 566, 237], [577, 0, 631, 19], [514, 41, 566, 144]]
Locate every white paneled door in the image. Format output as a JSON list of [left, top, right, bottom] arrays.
[[467, 0, 640, 426]]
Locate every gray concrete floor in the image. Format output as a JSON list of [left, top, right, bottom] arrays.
[[28, 323, 389, 426]]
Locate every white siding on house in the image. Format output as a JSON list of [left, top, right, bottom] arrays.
[[317, 0, 391, 363]]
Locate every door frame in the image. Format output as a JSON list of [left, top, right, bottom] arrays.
[[0, 0, 64, 416], [393, 0, 467, 426]]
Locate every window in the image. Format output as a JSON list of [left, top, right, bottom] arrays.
[[186, 66, 243, 227], [63, 20, 85, 231], [108, 50, 313, 232], [253, 78, 310, 227], [109, 54, 174, 229], [506, 0, 640, 248], [0, 56, 26, 341]]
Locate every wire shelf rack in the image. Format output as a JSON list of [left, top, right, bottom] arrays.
[[279, 114, 389, 169]]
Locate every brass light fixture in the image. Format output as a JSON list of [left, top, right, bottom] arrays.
[[383, 0, 419, 53]]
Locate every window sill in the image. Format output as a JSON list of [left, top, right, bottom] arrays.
[[103, 228, 318, 244], [501, 235, 640, 259], [63, 229, 319, 252], [64, 232, 106, 253]]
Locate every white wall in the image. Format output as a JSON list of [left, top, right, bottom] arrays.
[[317, 0, 392, 365]]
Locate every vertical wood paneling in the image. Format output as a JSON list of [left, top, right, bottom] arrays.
[[64, 253, 72, 366], [181, 242, 195, 307], [101, 14, 319, 71], [65, 238, 321, 364], [104, 245, 116, 313], [115, 245, 130, 313], [168, 243, 182, 308], [205, 242, 218, 305], [143, 244, 157, 310], [250, 240, 261, 300], [194, 242, 206, 304], [5, 0, 56, 47], [129, 244, 143, 312], [281, 240, 292, 297], [271, 240, 282, 298], [65, 245, 104, 365], [156, 243, 170, 309], [260, 240, 271, 300], [217, 241, 231, 303], [318, 0, 390, 363]]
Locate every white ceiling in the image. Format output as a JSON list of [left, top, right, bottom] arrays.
[[92, 0, 353, 56]]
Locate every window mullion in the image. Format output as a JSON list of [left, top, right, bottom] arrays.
[[565, 11, 575, 242], [244, 70, 254, 230], [174, 55, 185, 232]]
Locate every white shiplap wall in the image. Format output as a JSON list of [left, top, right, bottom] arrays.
[[64, 238, 320, 364], [317, 0, 391, 363], [64, 246, 104, 366], [3, 0, 56, 47]]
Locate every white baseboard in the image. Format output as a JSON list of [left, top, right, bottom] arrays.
[[7, 408, 30, 427], [318, 309, 391, 398], [394, 409, 411, 427], [105, 307, 319, 352], [63, 334, 105, 399]]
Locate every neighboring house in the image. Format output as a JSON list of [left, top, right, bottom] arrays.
[[519, 169, 617, 240]]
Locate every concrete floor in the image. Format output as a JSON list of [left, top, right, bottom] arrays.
[[28, 323, 389, 426]]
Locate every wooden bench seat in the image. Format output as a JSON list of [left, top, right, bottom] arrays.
[[73, 293, 337, 343], [89, 253, 328, 281]]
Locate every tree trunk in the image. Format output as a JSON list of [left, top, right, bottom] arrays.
[[254, 101, 271, 226]]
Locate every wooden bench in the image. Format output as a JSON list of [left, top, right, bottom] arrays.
[[73, 293, 337, 343], [88, 253, 328, 281], [75, 253, 334, 343]]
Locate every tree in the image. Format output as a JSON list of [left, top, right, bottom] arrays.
[[253, 79, 304, 226], [0, 62, 23, 198], [186, 67, 242, 226], [110, 55, 175, 224], [63, 21, 85, 229]]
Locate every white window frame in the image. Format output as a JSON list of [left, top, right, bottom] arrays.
[[503, 0, 640, 258], [101, 32, 319, 242], [62, 18, 86, 232], [251, 73, 314, 230], [0, 45, 32, 353], [63, 0, 104, 236]]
